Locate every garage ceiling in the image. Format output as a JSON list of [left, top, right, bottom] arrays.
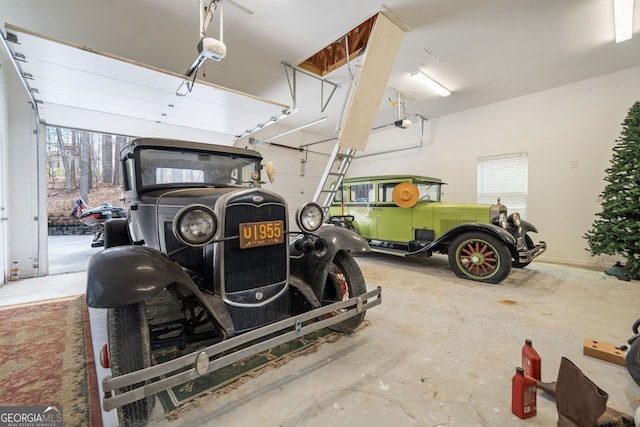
[[2, 0, 640, 144]]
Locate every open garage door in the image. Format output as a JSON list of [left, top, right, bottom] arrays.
[[1, 23, 292, 277], [2, 23, 291, 143]]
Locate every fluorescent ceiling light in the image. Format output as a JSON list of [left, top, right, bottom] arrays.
[[411, 71, 451, 97], [614, 0, 634, 43]]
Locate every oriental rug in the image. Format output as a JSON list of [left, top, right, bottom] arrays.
[[154, 327, 341, 419], [0, 295, 102, 427]]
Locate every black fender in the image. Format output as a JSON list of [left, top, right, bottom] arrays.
[[289, 226, 370, 303], [316, 225, 371, 254], [520, 220, 538, 234], [86, 245, 234, 337], [408, 223, 517, 257], [86, 246, 192, 308], [507, 220, 539, 248]]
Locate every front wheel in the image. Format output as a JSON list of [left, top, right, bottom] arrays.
[[448, 232, 512, 284], [626, 336, 640, 388], [107, 302, 153, 427], [321, 251, 367, 333]]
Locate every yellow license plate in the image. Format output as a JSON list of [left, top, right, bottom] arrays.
[[239, 220, 284, 249]]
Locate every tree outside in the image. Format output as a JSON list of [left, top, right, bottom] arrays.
[[46, 126, 128, 233], [585, 101, 640, 279]]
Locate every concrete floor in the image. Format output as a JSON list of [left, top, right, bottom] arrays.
[[2, 251, 640, 426], [47, 234, 102, 275]]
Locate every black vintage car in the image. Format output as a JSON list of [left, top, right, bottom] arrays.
[[86, 138, 381, 426]]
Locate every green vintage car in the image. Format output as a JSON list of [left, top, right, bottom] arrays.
[[328, 175, 546, 283]]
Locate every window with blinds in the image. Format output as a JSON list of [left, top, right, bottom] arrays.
[[477, 152, 528, 219]]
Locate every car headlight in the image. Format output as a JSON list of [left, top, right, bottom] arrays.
[[498, 212, 508, 229], [296, 202, 323, 233], [489, 199, 507, 227], [509, 212, 522, 227], [172, 205, 217, 247]]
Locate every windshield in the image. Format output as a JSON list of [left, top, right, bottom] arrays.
[[136, 147, 261, 190], [415, 182, 442, 202], [376, 181, 442, 203]]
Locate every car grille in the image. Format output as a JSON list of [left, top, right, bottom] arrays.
[[223, 194, 287, 294]]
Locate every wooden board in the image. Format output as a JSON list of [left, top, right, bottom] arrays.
[[583, 338, 626, 366]]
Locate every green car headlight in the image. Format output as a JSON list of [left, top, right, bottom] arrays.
[[296, 202, 323, 233], [173, 205, 217, 247], [509, 212, 522, 227], [498, 212, 508, 229]]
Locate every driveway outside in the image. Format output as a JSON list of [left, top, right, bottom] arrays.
[[48, 234, 101, 275]]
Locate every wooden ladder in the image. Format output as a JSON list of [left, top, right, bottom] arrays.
[[312, 141, 357, 219], [312, 12, 405, 220]]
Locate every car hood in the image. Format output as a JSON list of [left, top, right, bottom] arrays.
[[138, 187, 241, 207]]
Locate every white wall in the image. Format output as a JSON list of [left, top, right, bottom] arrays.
[[349, 66, 640, 269], [0, 48, 9, 282]]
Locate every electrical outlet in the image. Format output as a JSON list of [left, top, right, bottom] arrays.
[[570, 160, 578, 168]]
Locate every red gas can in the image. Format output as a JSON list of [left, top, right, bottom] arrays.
[[512, 367, 537, 419], [522, 339, 541, 381]]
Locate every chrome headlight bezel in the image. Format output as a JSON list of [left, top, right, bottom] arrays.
[[172, 204, 218, 247], [296, 202, 324, 233], [509, 212, 522, 227], [490, 199, 508, 229], [498, 212, 508, 229]]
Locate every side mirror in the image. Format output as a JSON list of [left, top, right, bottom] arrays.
[[265, 161, 276, 183]]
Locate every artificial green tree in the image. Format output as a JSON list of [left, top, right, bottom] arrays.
[[585, 101, 640, 279]]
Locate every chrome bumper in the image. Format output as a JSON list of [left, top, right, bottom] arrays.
[[102, 286, 382, 411], [519, 241, 547, 263]]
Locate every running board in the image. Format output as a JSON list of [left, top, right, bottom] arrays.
[[371, 247, 409, 257], [102, 286, 382, 411]]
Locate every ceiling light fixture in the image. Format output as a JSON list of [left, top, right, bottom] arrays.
[[411, 71, 451, 97], [614, 0, 634, 43]]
